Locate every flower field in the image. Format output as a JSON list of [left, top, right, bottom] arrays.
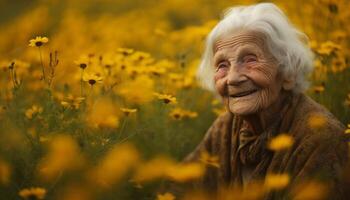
[[0, 0, 349, 199]]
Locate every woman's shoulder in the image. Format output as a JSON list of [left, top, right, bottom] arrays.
[[291, 93, 347, 146], [205, 111, 234, 139], [212, 111, 233, 126]]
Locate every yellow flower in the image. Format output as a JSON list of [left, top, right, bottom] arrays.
[[316, 41, 341, 56], [268, 134, 294, 151], [166, 162, 205, 182], [126, 66, 146, 78], [312, 84, 325, 93], [157, 192, 175, 200], [116, 75, 154, 105], [132, 157, 205, 183], [153, 92, 177, 104], [168, 73, 183, 82], [264, 173, 290, 190], [130, 51, 152, 63], [212, 107, 226, 116], [120, 108, 138, 116], [133, 157, 175, 183], [199, 151, 220, 168], [37, 135, 84, 181], [331, 30, 347, 42], [211, 99, 221, 106], [345, 94, 350, 106], [29, 36, 49, 47], [345, 124, 350, 134], [90, 143, 139, 188], [308, 40, 318, 50], [331, 57, 347, 73], [83, 73, 103, 86], [60, 95, 85, 109], [74, 56, 89, 70], [147, 66, 166, 76], [292, 181, 327, 200], [19, 187, 46, 200], [308, 114, 327, 129], [154, 28, 166, 37], [169, 108, 197, 120], [39, 136, 50, 143], [86, 98, 119, 129], [25, 105, 43, 119], [169, 109, 182, 120], [0, 160, 11, 185], [117, 47, 135, 56]]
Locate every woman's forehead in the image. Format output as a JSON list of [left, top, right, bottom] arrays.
[[213, 30, 267, 53]]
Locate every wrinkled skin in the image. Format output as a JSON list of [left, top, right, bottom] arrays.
[[213, 30, 293, 133]]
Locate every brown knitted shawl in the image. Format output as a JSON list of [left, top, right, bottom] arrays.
[[183, 93, 349, 199]]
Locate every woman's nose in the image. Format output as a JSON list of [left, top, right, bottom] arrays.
[[226, 64, 248, 86]]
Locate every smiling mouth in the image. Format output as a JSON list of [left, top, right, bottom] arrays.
[[230, 89, 258, 98]]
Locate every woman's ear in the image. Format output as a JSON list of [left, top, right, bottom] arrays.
[[282, 78, 295, 90], [278, 66, 295, 90]]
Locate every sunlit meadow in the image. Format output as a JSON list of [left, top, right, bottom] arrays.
[[0, 0, 349, 199]]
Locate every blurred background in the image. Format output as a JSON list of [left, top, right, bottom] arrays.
[[0, 0, 349, 199]]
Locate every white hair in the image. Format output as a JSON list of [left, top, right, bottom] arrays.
[[197, 3, 314, 93]]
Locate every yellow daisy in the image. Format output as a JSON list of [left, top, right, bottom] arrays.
[[265, 173, 290, 190], [157, 192, 175, 200], [344, 94, 350, 106], [169, 108, 197, 120], [25, 105, 43, 119], [153, 92, 177, 104], [120, 108, 138, 116], [19, 187, 46, 200], [83, 73, 103, 86], [312, 83, 325, 94], [60, 95, 85, 109], [29, 36, 49, 47], [345, 124, 350, 134], [268, 134, 294, 151], [200, 151, 220, 168], [308, 114, 327, 129], [74, 56, 89, 70], [117, 47, 135, 56]]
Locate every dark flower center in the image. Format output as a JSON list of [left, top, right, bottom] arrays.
[[328, 3, 338, 14], [163, 99, 170, 104], [35, 41, 43, 47], [88, 79, 96, 85], [80, 63, 87, 69], [173, 113, 180, 119]]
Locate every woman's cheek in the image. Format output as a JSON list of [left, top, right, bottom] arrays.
[[245, 68, 273, 88], [214, 68, 227, 81], [214, 75, 227, 97]]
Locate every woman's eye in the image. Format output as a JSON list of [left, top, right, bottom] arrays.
[[217, 61, 229, 70], [243, 54, 257, 63]]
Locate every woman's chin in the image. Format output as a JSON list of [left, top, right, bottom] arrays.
[[228, 103, 259, 115], [228, 95, 260, 115]]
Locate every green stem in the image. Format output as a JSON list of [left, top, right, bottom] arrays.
[[117, 118, 128, 141], [88, 84, 94, 98], [80, 69, 84, 96], [9, 69, 16, 89], [38, 47, 46, 82]]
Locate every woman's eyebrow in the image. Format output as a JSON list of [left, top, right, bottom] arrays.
[[237, 46, 266, 61], [236, 45, 259, 56], [213, 52, 227, 64]]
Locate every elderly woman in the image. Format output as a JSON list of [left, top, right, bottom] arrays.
[[182, 3, 348, 200]]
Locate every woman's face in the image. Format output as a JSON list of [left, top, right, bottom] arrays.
[[213, 30, 284, 115]]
